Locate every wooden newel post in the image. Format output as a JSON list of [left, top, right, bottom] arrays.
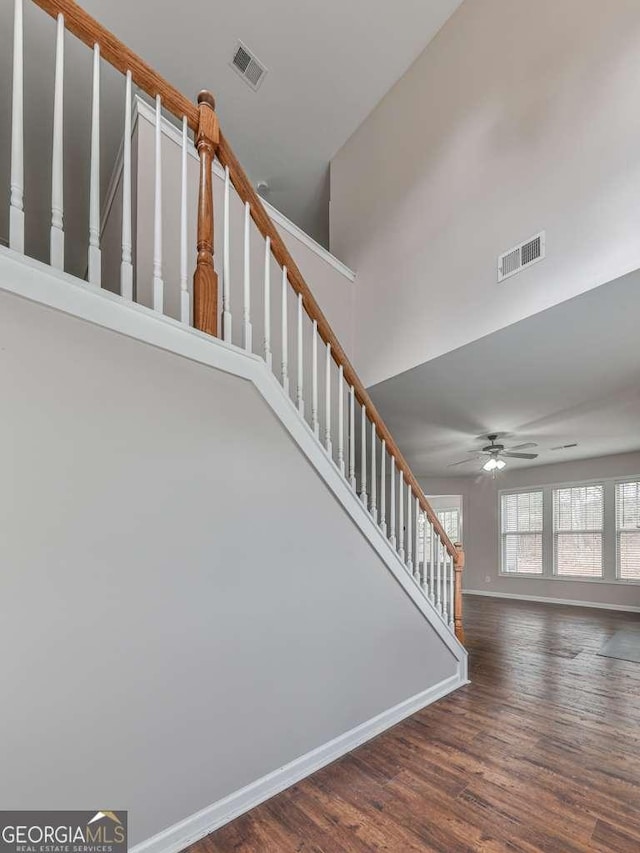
[[453, 542, 465, 644], [193, 90, 219, 335]]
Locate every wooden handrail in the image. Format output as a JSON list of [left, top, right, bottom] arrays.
[[30, 0, 199, 131], [216, 136, 458, 559], [28, 0, 459, 563]]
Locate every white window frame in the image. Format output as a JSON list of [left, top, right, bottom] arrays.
[[552, 484, 604, 579], [615, 479, 640, 582], [499, 475, 640, 585], [500, 490, 544, 576]]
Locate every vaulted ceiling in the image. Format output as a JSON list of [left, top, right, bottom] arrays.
[[0, 0, 464, 251], [368, 268, 640, 477]]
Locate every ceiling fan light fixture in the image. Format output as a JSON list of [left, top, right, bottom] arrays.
[[496, 459, 506, 470], [483, 458, 498, 471]]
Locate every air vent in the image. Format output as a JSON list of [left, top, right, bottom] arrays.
[[498, 231, 545, 282], [551, 443, 578, 451], [230, 41, 267, 91]]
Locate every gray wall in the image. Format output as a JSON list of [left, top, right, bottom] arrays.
[[0, 287, 457, 844], [330, 0, 640, 387], [423, 453, 640, 608]]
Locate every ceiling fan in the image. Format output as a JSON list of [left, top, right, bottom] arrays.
[[448, 434, 539, 472]]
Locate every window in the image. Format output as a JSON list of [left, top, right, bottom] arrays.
[[437, 508, 460, 544], [553, 485, 603, 577], [616, 481, 640, 581], [501, 491, 543, 574]]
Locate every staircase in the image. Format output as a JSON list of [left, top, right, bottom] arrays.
[[2, 1, 468, 849]]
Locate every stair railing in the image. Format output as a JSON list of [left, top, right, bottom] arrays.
[[9, 0, 465, 643]]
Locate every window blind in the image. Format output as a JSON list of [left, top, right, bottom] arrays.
[[616, 481, 640, 581], [553, 485, 603, 577], [501, 491, 543, 574]]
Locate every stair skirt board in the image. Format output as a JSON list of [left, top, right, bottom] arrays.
[[131, 670, 467, 853], [464, 589, 640, 613]]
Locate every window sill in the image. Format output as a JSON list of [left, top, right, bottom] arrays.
[[499, 572, 640, 586]]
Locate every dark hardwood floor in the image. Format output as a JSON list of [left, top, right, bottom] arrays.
[[188, 596, 640, 852]]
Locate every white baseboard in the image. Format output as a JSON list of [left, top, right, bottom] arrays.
[[131, 669, 467, 853], [464, 589, 640, 613]]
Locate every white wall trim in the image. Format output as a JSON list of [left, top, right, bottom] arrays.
[[464, 589, 640, 613], [102, 96, 356, 283], [130, 669, 466, 853]]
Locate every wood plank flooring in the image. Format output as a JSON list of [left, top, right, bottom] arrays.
[[187, 596, 640, 851]]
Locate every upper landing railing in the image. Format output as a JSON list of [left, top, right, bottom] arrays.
[[8, 0, 465, 643]]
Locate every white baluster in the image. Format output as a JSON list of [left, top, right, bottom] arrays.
[[243, 202, 252, 350], [349, 386, 356, 490], [337, 365, 345, 474], [398, 469, 405, 561], [324, 343, 332, 455], [222, 165, 232, 342], [263, 237, 272, 369], [415, 496, 421, 583], [10, 0, 24, 253], [50, 13, 64, 269], [390, 452, 396, 547], [88, 44, 101, 286], [422, 512, 429, 594], [120, 70, 133, 300], [152, 94, 163, 310], [406, 482, 413, 572], [442, 548, 449, 624], [380, 440, 387, 535], [449, 551, 455, 629], [311, 325, 319, 436], [281, 266, 289, 396], [296, 295, 304, 415], [370, 422, 377, 522], [179, 115, 189, 322], [443, 546, 449, 623], [360, 405, 368, 507], [436, 533, 443, 615], [429, 521, 436, 604]]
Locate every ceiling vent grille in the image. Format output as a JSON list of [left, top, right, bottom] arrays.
[[230, 41, 267, 91], [498, 231, 545, 282]]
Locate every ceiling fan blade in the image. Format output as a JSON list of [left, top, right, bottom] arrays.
[[447, 456, 482, 467], [507, 442, 538, 451], [502, 451, 538, 459]]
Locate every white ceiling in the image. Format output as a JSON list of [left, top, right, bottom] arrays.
[[368, 269, 640, 478], [0, 0, 463, 251]]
